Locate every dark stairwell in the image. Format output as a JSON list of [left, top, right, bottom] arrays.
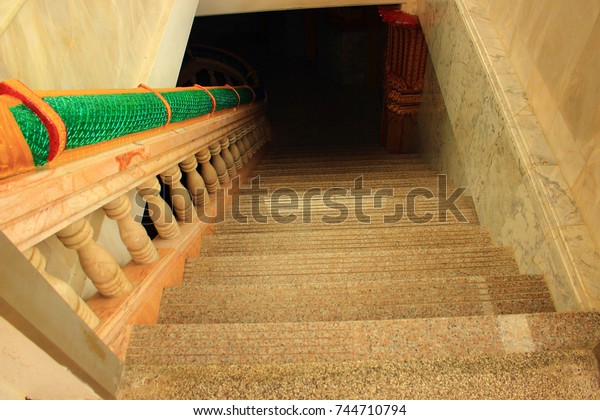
[[119, 8, 600, 399]]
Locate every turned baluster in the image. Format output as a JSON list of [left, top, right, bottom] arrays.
[[208, 142, 229, 185], [24, 246, 100, 329], [136, 178, 181, 239], [56, 219, 131, 297], [255, 125, 265, 149], [160, 165, 198, 224], [219, 137, 237, 178], [180, 156, 209, 206], [247, 126, 259, 156], [103, 195, 159, 264], [229, 133, 242, 170], [242, 127, 253, 159], [196, 147, 220, 193], [237, 130, 249, 165]]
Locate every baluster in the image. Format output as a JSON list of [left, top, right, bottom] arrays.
[[196, 147, 220, 193], [24, 246, 100, 329], [180, 156, 209, 207], [248, 126, 259, 157], [219, 137, 237, 178], [160, 165, 198, 223], [56, 218, 132, 297], [242, 127, 253, 159], [255, 125, 265, 150], [209, 142, 229, 185], [103, 195, 159, 264], [136, 178, 181, 239], [237, 130, 249, 165], [229, 133, 242, 170]]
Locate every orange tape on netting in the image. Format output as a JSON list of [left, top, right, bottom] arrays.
[[193, 84, 216, 115], [138, 83, 172, 126], [0, 79, 67, 162], [224, 84, 241, 109]]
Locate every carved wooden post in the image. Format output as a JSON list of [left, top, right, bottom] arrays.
[[180, 156, 209, 206], [196, 148, 220, 193], [160, 165, 198, 223], [24, 246, 100, 329], [219, 137, 237, 178], [229, 133, 242, 170], [379, 6, 428, 153], [56, 218, 132, 297], [136, 177, 181, 239], [208, 142, 229, 185], [103, 195, 159, 264]]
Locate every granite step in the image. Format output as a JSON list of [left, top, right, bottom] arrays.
[[254, 163, 433, 175], [157, 275, 555, 324], [251, 170, 440, 183], [201, 225, 493, 255], [256, 155, 426, 167], [120, 350, 600, 399], [240, 176, 448, 190], [185, 247, 518, 277], [125, 312, 600, 367], [232, 194, 475, 214], [182, 267, 524, 286], [214, 211, 480, 232]]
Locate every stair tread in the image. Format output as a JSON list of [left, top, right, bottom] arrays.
[[120, 350, 600, 399], [125, 313, 600, 366]]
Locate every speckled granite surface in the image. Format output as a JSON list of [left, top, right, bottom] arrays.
[[120, 350, 600, 400], [121, 141, 600, 399]]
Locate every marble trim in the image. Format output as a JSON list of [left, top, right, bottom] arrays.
[[418, 0, 600, 310]]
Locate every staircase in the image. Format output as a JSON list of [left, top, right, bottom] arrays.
[[120, 141, 600, 399]]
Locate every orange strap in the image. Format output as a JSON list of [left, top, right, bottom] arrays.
[[224, 84, 241, 108], [194, 84, 216, 115], [138, 84, 172, 126], [0, 79, 67, 162]]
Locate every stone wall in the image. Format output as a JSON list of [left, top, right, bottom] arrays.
[[416, 0, 600, 311]]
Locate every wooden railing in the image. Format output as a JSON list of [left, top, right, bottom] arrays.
[[0, 100, 270, 363]]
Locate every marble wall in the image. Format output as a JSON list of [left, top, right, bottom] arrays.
[[416, 0, 600, 311], [485, 0, 600, 262], [0, 0, 175, 89]]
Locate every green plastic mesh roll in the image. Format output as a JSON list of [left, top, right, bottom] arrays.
[[9, 86, 262, 166]]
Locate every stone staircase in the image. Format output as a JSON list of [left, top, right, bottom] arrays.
[[120, 142, 600, 399]]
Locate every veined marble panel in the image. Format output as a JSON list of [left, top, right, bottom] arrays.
[[417, 0, 600, 311]]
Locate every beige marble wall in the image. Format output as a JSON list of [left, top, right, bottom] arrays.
[[0, 0, 174, 89], [417, 0, 600, 311], [485, 0, 600, 259]]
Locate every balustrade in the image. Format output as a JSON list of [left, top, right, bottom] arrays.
[[136, 178, 181, 239], [219, 137, 237, 178], [103, 195, 159, 265], [196, 147, 220, 193], [229, 133, 243, 170], [160, 165, 198, 223], [56, 218, 132, 297], [24, 246, 100, 329], [208, 142, 230, 185], [180, 156, 209, 207]]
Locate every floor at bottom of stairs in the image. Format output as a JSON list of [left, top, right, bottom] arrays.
[[119, 350, 600, 399]]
